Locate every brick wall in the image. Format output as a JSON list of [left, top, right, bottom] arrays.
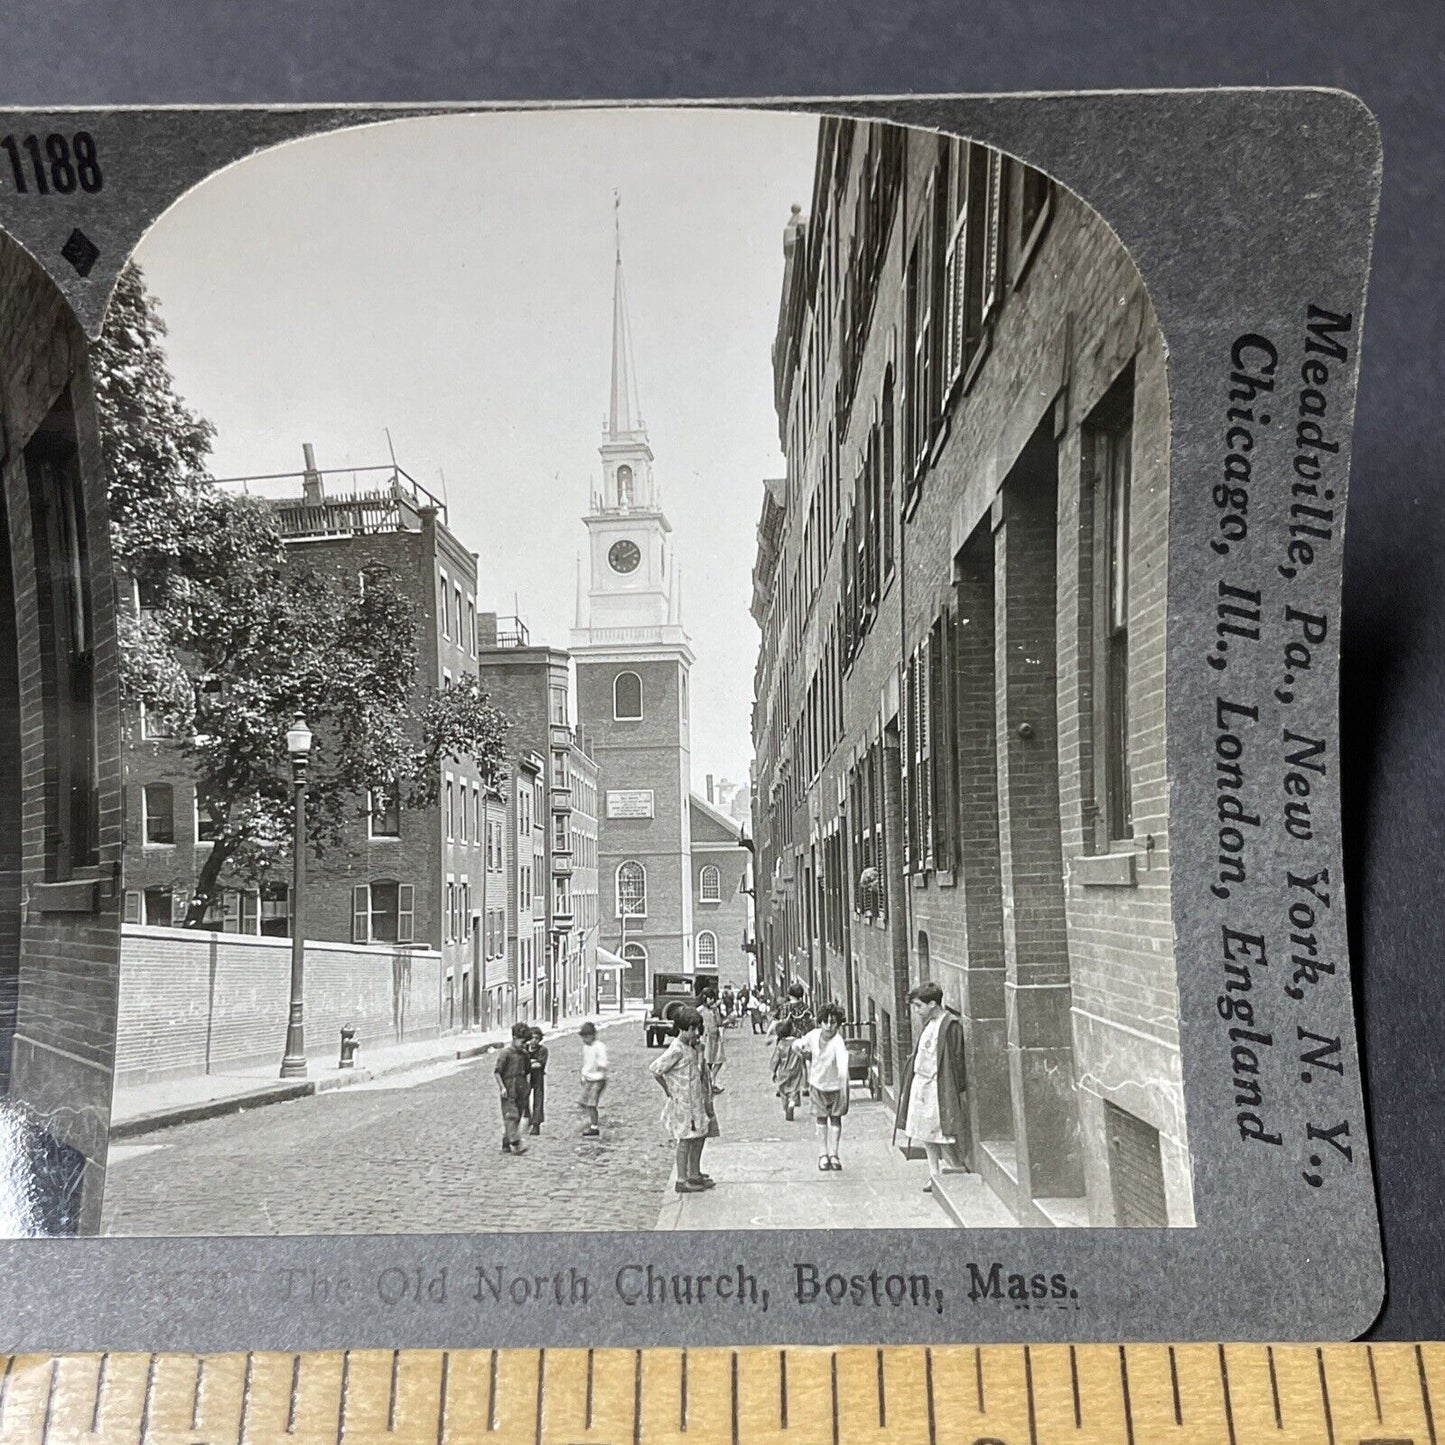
[[755, 123, 1191, 1227], [0, 232, 124, 1233], [115, 924, 446, 1086]]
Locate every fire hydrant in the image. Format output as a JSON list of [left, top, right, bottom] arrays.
[[339, 1024, 360, 1069]]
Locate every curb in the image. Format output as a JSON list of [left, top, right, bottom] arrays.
[[109, 1012, 642, 1139]]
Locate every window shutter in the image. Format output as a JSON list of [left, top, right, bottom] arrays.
[[398, 884, 415, 944], [982, 150, 1003, 323], [352, 884, 369, 943], [919, 636, 934, 868], [123, 890, 142, 925]]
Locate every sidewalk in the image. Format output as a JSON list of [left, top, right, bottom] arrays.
[[110, 1006, 641, 1139], [653, 1029, 1016, 1230]]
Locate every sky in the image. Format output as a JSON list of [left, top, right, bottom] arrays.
[[130, 107, 820, 791]]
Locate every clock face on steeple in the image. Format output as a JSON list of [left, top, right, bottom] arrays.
[[608, 539, 642, 575]]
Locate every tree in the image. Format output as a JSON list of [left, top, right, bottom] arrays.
[[97, 262, 511, 925]]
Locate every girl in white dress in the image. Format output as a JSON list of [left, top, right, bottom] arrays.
[[904, 991, 955, 1192]]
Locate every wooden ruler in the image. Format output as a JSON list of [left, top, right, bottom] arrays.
[[0, 1343, 1437, 1445]]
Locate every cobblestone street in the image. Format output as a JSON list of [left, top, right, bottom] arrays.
[[101, 1020, 677, 1235]]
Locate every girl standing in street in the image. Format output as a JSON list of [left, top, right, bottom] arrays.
[[769, 1016, 807, 1121], [796, 1003, 851, 1170], [650, 1007, 716, 1193], [699, 988, 726, 1093], [527, 1025, 549, 1135]]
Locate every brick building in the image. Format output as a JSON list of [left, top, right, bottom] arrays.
[[571, 235, 696, 1001], [121, 450, 492, 1032], [0, 233, 125, 1233], [690, 786, 752, 991], [476, 616, 599, 1023], [751, 119, 1191, 1228]]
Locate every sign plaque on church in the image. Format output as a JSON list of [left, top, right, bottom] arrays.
[[606, 788, 655, 819]]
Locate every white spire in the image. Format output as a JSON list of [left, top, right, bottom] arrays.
[[608, 193, 645, 442]]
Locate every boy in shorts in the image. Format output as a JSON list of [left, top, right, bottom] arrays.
[[578, 1021, 609, 1138]]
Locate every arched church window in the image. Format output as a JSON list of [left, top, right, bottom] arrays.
[[617, 464, 634, 507], [699, 864, 722, 902], [614, 670, 643, 720], [617, 861, 647, 918], [696, 931, 718, 970]]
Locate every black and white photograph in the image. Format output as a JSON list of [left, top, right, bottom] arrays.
[[0, 106, 1197, 1239]]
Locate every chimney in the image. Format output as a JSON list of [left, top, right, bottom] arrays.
[[477, 611, 499, 648], [302, 443, 324, 504], [706, 774, 715, 804]]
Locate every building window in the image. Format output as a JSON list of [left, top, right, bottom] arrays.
[[699, 864, 721, 903], [613, 671, 643, 721], [554, 877, 571, 915], [26, 392, 98, 880], [1017, 163, 1053, 279], [1088, 369, 1136, 846], [141, 886, 173, 927], [616, 860, 647, 919], [445, 779, 455, 840], [260, 881, 290, 937], [552, 752, 568, 790], [439, 570, 450, 639], [196, 784, 223, 845], [696, 930, 718, 970], [143, 783, 175, 845], [353, 880, 415, 944], [617, 464, 634, 507], [467, 599, 476, 655], [553, 813, 569, 852], [454, 585, 463, 646], [622, 941, 648, 973], [369, 785, 401, 839], [550, 686, 568, 726]]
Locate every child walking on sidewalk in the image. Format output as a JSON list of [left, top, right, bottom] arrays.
[[796, 1003, 851, 1171], [770, 1017, 807, 1122], [578, 1021, 609, 1137]]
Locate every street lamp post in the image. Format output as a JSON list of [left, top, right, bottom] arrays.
[[279, 716, 313, 1079]]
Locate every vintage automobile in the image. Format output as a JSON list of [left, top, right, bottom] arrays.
[[644, 970, 720, 1048]]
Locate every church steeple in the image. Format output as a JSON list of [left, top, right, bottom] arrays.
[[608, 200, 645, 444], [595, 195, 657, 515]]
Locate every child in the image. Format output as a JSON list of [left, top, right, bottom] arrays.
[[526, 1025, 549, 1135], [494, 1022, 532, 1154], [650, 1007, 717, 1193], [578, 1021, 609, 1137], [769, 1016, 807, 1122], [796, 1002, 851, 1170]]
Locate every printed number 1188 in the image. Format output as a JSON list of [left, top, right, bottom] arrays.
[[2, 133, 103, 194]]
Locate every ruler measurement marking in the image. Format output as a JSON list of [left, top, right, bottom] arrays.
[[192, 1355, 205, 1432], [40, 1356, 56, 1445], [389, 1348, 401, 1434], [1316, 1348, 1335, 1445], [1219, 1345, 1238, 1445], [440, 1350, 451, 1445], [585, 1348, 595, 1430], [875, 1349, 886, 1429], [288, 1353, 301, 1434], [924, 1347, 937, 1445], [239, 1351, 255, 1444], [975, 1346, 985, 1413], [779, 1350, 788, 1429], [139, 1352, 157, 1444], [92, 1352, 108, 1435], [337, 1349, 351, 1445], [681, 1348, 688, 1431], [730, 1352, 739, 1445], [534, 1350, 545, 1445], [1268, 1345, 1282, 1429], [1118, 1345, 1135, 1445], [1024, 1346, 1038, 1445], [1419, 1344, 1438, 1445], [488, 1349, 498, 1432], [1367, 1344, 1382, 1422], [830, 1352, 840, 1445], [1168, 1346, 1182, 1426], [630, 1346, 641, 1445], [1069, 1344, 1081, 1429]]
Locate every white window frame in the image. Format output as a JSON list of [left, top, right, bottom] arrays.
[[368, 784, 401, 841], [613, 670, 643, 721], [699, 863, 722, 903], [616, 860, 648, 919], [696, 930, 718, 970]]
